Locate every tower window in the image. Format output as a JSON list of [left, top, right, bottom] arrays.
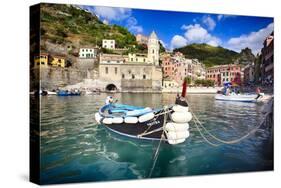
[[132, 74, 135, 79], [143, 75, 146, 79]]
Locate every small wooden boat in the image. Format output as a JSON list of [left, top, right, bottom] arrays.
[[95, 79, 193, 145]]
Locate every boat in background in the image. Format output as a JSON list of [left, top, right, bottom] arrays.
[[215, 94, 260, 102], [57, 90, 81, 96]]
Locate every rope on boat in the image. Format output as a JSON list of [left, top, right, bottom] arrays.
[[138, 107, 171, 138], [148, 106, 168, 178], [191, 111, 270, 146]]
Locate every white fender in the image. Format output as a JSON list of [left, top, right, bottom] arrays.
[[166, 130, 190, 140], [171, 111, 192, 123], [124, 117, 138, 124], [138, 112, 155, 123], [102, 118, 113, 125], [172, 105, 189, 112], [168, 138, 186, 145], [95, 113, 103, 124], [112, 117, 123, 124], [165, 122, 189, 132]]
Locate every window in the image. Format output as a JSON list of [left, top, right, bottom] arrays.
[[41, 62, 44, 65], [115, 67, 118, 74], [136, 58, 138, 62], [105, 67, 108, 74], [131, 58, 133, 62], [82, 49, 84, 52], [117, 61, 120, 63], [37, 62, 40, 65], [144, 59, 146, 62], [122, 74, 125, 79], [143, 75, 146, 79], [107, 61, 110, 63], [111, 41, 113, 44], [132, 74, 135, 79]]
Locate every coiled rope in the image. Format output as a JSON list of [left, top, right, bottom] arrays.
[[191, 111, 270, 146]]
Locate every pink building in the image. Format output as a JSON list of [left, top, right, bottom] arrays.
[[206, 64, 243, 86], [162, 52, 205, 84]]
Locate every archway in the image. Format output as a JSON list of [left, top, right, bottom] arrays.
[[105, 84, 117, 91]]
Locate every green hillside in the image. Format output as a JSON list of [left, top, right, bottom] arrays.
[[174, 43, 240, 67], [40, 3, 137, 49], [40, 3, 166, 54]]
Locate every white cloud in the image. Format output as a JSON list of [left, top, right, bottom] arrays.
[[92, 7, 131, 21], [170, 35, 188, 49], [202, 15, 216, 30], [226, 23, 274, 54], [217, 15, 223, 21], [217, 14, 236, 21], [181, 24, 221, 46], [126, 17, 143, 33]]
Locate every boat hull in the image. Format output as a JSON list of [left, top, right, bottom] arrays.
[[103, 111, 167, 141], [215, 94, 257, 102]]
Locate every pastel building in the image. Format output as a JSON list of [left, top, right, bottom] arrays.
[[128, 53, 148, 63], [261, 32, 274, 84], [79, 47, 98, 58], [34, 53, 49, 68], [102, 39, 115, 49], [206, 64, 243, 86], [99, 54, 126, 64], [50, 55, 65, 68], [162, 52, 205, 84]]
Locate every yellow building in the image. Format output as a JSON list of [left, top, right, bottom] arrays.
[[51, 55, 65, 67], [34, 53, 49, 68]]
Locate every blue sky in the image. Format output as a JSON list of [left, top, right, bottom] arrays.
[[79, 5, 273, 54]]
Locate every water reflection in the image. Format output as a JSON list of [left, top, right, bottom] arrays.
[[38, 93, 273, 184]]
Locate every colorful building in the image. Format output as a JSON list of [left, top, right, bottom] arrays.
[[261, 32, 274, 85], [34, 53, 49, 68], [50, 55, 65, 67], [206, 64, 243, 86], [161, 52, 205, 84]]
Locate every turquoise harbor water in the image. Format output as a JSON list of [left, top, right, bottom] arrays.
[[38, 93, 273, 184]]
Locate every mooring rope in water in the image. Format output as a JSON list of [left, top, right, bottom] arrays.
[[148, 106, 168, 178], [192, 116, 219, 147], [191, 111, 270, 146]]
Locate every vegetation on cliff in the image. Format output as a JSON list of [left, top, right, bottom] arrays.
[[174, 43, 240, 67]]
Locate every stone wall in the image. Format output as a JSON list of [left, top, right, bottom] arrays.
[[31, 67, 98, 90]]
